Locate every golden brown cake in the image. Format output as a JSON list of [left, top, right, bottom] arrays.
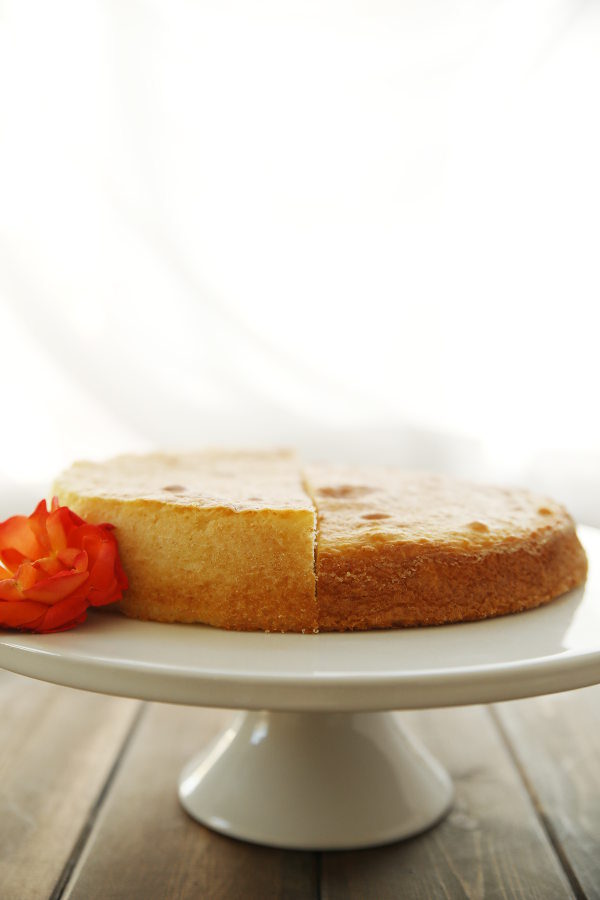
[[304, 465, 588, 631], [54, 452, 587, 633], [54, 451, 317, 632]]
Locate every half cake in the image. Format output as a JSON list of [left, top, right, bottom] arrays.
[[54, 450, 317, 632], [304, 465, 588, 631]]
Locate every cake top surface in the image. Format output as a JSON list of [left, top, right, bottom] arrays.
[[54, 450, 314, 512], [305, 465, 573, 551]]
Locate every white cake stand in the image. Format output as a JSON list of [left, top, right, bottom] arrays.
[[1, 525, 599, 851]]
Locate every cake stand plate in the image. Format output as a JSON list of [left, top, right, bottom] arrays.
[[1, 526, 599, 850]]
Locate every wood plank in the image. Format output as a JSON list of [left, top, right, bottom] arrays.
[[0, 670, 140, 900], [494, 684, 600, 900], [63, 705, 318, 900], [321, 707, 574, 900]]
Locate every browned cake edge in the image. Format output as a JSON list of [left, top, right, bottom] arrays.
[[316, 523, 588, 631]]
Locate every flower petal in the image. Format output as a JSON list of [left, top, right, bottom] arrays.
[[33, 594, 89, 632], [22, 569, 89, 604], [0, 547, 28, 573], [0, 600, 47, 628], [16, 561, 39, 591], [51, 497, 85, 527], [87, 537, 117, 589], [56, 548, 88, 571], [46, 507, 70, 553], [86, 534, 127, 606], [27, 500, 52, 553], [38, 612, 88, 633], [34, 555, 65, 578], [0, 578, 22, 601], [0, 514, 43, 560]]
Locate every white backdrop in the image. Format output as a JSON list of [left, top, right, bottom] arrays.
[[0, 0, 599, 521]]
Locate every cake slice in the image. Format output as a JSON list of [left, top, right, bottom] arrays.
[[304, 465, 588, 631], [54, 450, 317, 632]]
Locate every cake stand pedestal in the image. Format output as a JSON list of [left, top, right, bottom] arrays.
[[1, 525, 599, 850], [179, 710, 452, 849]]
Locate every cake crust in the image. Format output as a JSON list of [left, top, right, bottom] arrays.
[[305, 466, 588, 631]]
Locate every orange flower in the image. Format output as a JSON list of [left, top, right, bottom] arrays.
[[0, 498, 128, 633]]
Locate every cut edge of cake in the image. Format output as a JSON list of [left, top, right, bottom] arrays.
[[53, 449, 319, 633]]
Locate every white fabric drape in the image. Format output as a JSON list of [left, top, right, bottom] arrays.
[[1, 1, 598, 521]]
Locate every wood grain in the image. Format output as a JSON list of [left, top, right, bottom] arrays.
[[63, 705, 318, 900], [321, 707, 574, 900], [4, 673, 595, 899], [0, 670, 140, 900], [494, 684, 600, 900]]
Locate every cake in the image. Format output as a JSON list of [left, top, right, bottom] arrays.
[[53, 452, 588, 632], [305, 465, 588, 631], [53, 450, 317, 632]]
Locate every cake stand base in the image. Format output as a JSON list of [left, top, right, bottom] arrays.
[[178, 710, 454, 850]]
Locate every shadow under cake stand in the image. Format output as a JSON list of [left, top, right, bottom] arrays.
[[1, 525, 599, 851]]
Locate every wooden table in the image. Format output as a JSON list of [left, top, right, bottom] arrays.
[[1, 671, 599, 900]]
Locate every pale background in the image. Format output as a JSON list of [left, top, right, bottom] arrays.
[[0, 0, 598, 524]]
